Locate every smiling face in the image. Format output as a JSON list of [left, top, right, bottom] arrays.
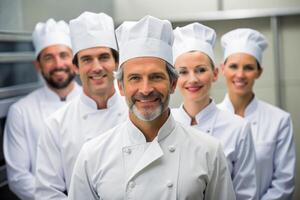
[[221, 53, 262, 98], [174, 51, 217, 105], [119, 57, 176, 122], [77, 47, 117, 98], [35, 44, 76, 89]]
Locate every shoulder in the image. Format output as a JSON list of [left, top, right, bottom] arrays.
[[258, 100, 291, 121], [175, 122, 221, 152], [81, 121, 126, 154], [8, 88, 44, 114], [46, 96, 81, 127]]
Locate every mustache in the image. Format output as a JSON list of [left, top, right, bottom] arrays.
[[131, 91, 162, 103], [49, 67, 71, 75]]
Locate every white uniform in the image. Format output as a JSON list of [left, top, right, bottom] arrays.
[[218, 94, 295, 200], [35, 92, 128, 200], [172, 100, 257, 200], [3, 84, 81, 200], [68, 114, 236, 200]]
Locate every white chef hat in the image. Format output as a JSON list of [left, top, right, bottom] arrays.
[[116, 15, 174, 67], [173, 22, 216, 64], [221, 28, 268, 65], [69, 11, 118, 57], [32, 18, 72, 58]]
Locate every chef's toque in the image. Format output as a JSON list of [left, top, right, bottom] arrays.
[[116, 15, 174, 67], [32, 18, 72, 58], [69, 11, 118, 57], [173, 22, 216, 64], [221, 28, 268, 66]]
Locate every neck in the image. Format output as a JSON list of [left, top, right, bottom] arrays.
[[129, 108, 170, 142], [183, 97, 210, 125], [228, 92, 254, 117], [49, 82, 75, 101], [85, 87, 115, 109]]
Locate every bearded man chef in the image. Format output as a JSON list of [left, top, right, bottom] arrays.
[[35, 12, 127, 199], [3, 19, 81, 200], [68, 15, 236, 200]]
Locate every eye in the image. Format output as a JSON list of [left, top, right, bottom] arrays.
[[244, 65, 255, 71], [42, 55, 53, 62], [177, 69, 188, 76], [128, 75, 141, 81], [194, 66, 208, 74], [81, 57, 92, 63], [60, 52, 70, 59], [228, 64, 238, 70], [150, 74, 165, 81], [98, 53, 111, 61]]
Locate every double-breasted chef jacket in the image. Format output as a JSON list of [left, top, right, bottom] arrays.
[[218, 94, 295, 200], [68, 113, 236, 200], [35, 92, 128, 199], [3, 84, 81, 200], [172, 100, 257, 200]]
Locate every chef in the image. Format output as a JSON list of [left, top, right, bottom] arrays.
[[35, 12, 127, 199], [68, 15, 235, 200], [218, 28, 295, 200], [171, 22, 257, 200], [3, 18, 81, 200]]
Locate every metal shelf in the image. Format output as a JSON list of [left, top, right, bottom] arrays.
[[168, 7, 300, 22], [0, 52, 35, 63]]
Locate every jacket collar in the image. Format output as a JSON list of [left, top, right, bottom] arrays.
[[125, 111, 176, 146], [80, 91, 120, 118], [43, 82, 81, 102], [222, 93, 258, 116]]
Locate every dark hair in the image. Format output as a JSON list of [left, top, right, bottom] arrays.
[[72, 48, 119, 67]]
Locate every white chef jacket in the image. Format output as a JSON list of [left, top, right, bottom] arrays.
[[218, 94, 295, 200], [3, 83, 81, 200], [35, 92, 128, 200], [68, 114, 236, 200], [172, 100, 257, 200]]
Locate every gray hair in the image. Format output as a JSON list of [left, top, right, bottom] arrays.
[[114, 62, 178, 85]]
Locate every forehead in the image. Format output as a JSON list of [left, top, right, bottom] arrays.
[[40, 44, 72, 56], [77, 47, 112, 58], [122, 57, 167, 75], [175, 51, 211, 68], [226, 53, 257, 64]]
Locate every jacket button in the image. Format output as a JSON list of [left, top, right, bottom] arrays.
[[129, 181, 135, 188], [124, 148, 132, 154], [83, 115, 88, 120], [166, 181, 173, 188], [168, 145, 176, 152]]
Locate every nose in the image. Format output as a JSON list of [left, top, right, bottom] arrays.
[[54, 56, 64, 67], [91, 59, 104, 72], [189, 72, 198, 83], [236, 68, 245, 78], [140, 79, 154, 96]]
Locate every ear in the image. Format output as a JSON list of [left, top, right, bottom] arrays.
[[256, 68, 263, 79], [117, 80, 125, 96], [72, 63, 79, 75], [170, 79, 177, 94], [220, 63, 226, 75], [212, 67, 219, 82], [33, 60, 41, 72]]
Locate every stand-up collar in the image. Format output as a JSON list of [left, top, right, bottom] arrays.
[[125, 112, 176, 146], [43, 82, 81, 102], [80, 91, 119, 118], [222, 94, 258, 116]]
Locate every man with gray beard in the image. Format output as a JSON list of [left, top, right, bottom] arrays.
[[68, 15, 235, 200], [3, 18, 81, 200]]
